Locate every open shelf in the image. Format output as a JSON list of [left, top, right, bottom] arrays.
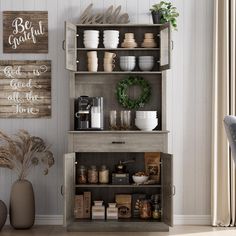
[[73, 71, 162, 75], [76, 24, 163, 27], [68, 219, 168, 232], [73, 48, 160, 51], [68, 130, 169, 134], [75, 184, 161, 188]]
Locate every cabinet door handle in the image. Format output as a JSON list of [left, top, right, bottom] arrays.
[[111, 141, 126, 144], [61, 185, 64, 196], [62, 40, 65, 50], [172, 185, 176, 196]]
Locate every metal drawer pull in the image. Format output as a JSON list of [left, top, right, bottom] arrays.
[[111, 141, 126, 144]]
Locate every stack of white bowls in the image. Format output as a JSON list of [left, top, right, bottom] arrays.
[[135, 111, 158, 131], [87, 51, 98, 72], [103, 30, 119, 48], [139, 56, 154, 71], [84, 30, 99, 48], [120, 56, 136, 71]]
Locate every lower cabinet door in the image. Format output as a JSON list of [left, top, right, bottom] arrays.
[[161, 153, 173, 226], [64, 153, 76, 226]]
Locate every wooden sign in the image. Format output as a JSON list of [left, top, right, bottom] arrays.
[[3, 11, 48, 53], [79, 4, 130, 24], [0, 60, 51, 118]]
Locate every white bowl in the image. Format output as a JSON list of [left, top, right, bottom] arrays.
[[120, 62, 136, 71], [104, 30, 119, 34], [84, 30, 99, 34], [139, 62, 154, 71], [132, 175, 149, 184], [135, 118, 158, 131], [104, 43, 119, 49], [139, 56, 154, 60]]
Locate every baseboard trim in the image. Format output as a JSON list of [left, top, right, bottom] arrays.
[[6, 214, 211, 226], [6, 215, 64, 226], [174, 215, 211, 225]]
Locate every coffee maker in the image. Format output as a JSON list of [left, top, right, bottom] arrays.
[[75, 96, 104, 130]]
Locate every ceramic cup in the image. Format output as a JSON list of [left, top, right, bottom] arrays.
[[104, 58, 115, 64], [104, 52, 116, 59], [104, 63, 115, 72], [87, 51, 98, 57], [88, 63, 98, 72]]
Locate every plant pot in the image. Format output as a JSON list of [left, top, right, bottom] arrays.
[[151, 11, 162, 24], [10, 180, 35, 229], [0, 200, 7, 231]]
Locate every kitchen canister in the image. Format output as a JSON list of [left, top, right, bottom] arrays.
[[88, 165, 98, 184], [99, 165, 109, 184]]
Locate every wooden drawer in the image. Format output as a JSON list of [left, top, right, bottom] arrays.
[[68, 131, 168, 153]]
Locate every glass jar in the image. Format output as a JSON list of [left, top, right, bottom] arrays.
[[151, 194, 161, 220], [77, 165, 87, 184], [99, 165, 109, 184], [88, 165, 98, 184], [139, 200, 152, 219]]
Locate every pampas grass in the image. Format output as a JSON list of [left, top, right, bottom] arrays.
[[0, 130, 54, 180]]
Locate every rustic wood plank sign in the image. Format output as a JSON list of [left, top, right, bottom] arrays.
[[79, 4, 130, 24], [0, 60, 51, 118], [3, 11, 48, 53]]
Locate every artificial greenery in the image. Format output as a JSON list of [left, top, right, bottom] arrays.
[[116, 76, 151, 110], [150, 1, 179, 30]]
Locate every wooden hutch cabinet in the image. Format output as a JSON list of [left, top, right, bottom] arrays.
[[63, 22, 173, 232]]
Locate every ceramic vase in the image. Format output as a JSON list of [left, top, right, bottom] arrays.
[[0, 200, 7, 231], [10, 179, 35, 229]]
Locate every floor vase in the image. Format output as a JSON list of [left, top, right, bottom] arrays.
[[0, 200, 7, 231], [10, 180, 35, 229]]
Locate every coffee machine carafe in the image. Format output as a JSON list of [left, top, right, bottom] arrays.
[[75, 96, 103, 130]]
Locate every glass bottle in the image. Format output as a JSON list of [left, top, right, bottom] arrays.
[[139, 200, 152, 219], [99, 165, 109, 184], [77, 165, 87, 184], [88, 165, 98, 184]]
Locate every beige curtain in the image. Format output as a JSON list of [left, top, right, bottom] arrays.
[[212, 0, 236, 226]]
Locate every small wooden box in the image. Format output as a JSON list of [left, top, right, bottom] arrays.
[[83, 192, 91, 219], [74, 195, 84, 219], [112, 173, 129, 185]]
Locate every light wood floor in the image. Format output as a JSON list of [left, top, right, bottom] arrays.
[[1, 226, 236, 236]]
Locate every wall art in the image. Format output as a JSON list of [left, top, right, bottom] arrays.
[[79, 4, 130, 24], [0, 60, 51, 118], [3, 11, 48, 53]]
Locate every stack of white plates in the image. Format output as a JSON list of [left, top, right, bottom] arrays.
[[84, 30, 99, 48], [120, 56, 136, 71], [103, 30, 119, 48], [139, 56, 154, 71], [135, 111, 158, 131]]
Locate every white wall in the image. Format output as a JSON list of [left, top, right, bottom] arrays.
[[0, 0, 213, 221]]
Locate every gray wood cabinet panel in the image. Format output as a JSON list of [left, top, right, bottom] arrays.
[[68, 132, 168, 153], [67, 220, 169, 232], [161, 153, 173, 226], [64, 153, 76, 226], [65, 22, 77, 71]]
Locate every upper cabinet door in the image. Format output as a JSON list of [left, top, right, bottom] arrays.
[[159, 23, 171, 71], [161, 153, 173, 226], [65, 21, 77, 71], [64, 153, 76, 226]]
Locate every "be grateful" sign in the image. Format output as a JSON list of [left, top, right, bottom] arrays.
[[0, 60, 51, 118], [3, 11, 48, 53]]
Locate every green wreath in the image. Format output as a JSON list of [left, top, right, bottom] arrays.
[[116, 76, 151, 109]]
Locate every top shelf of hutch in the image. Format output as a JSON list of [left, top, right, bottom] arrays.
[[75, 24, 164, 27]]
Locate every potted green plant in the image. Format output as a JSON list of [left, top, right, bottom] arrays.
[[150, 1, 179, 30], [0, 130, 54, 229]]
